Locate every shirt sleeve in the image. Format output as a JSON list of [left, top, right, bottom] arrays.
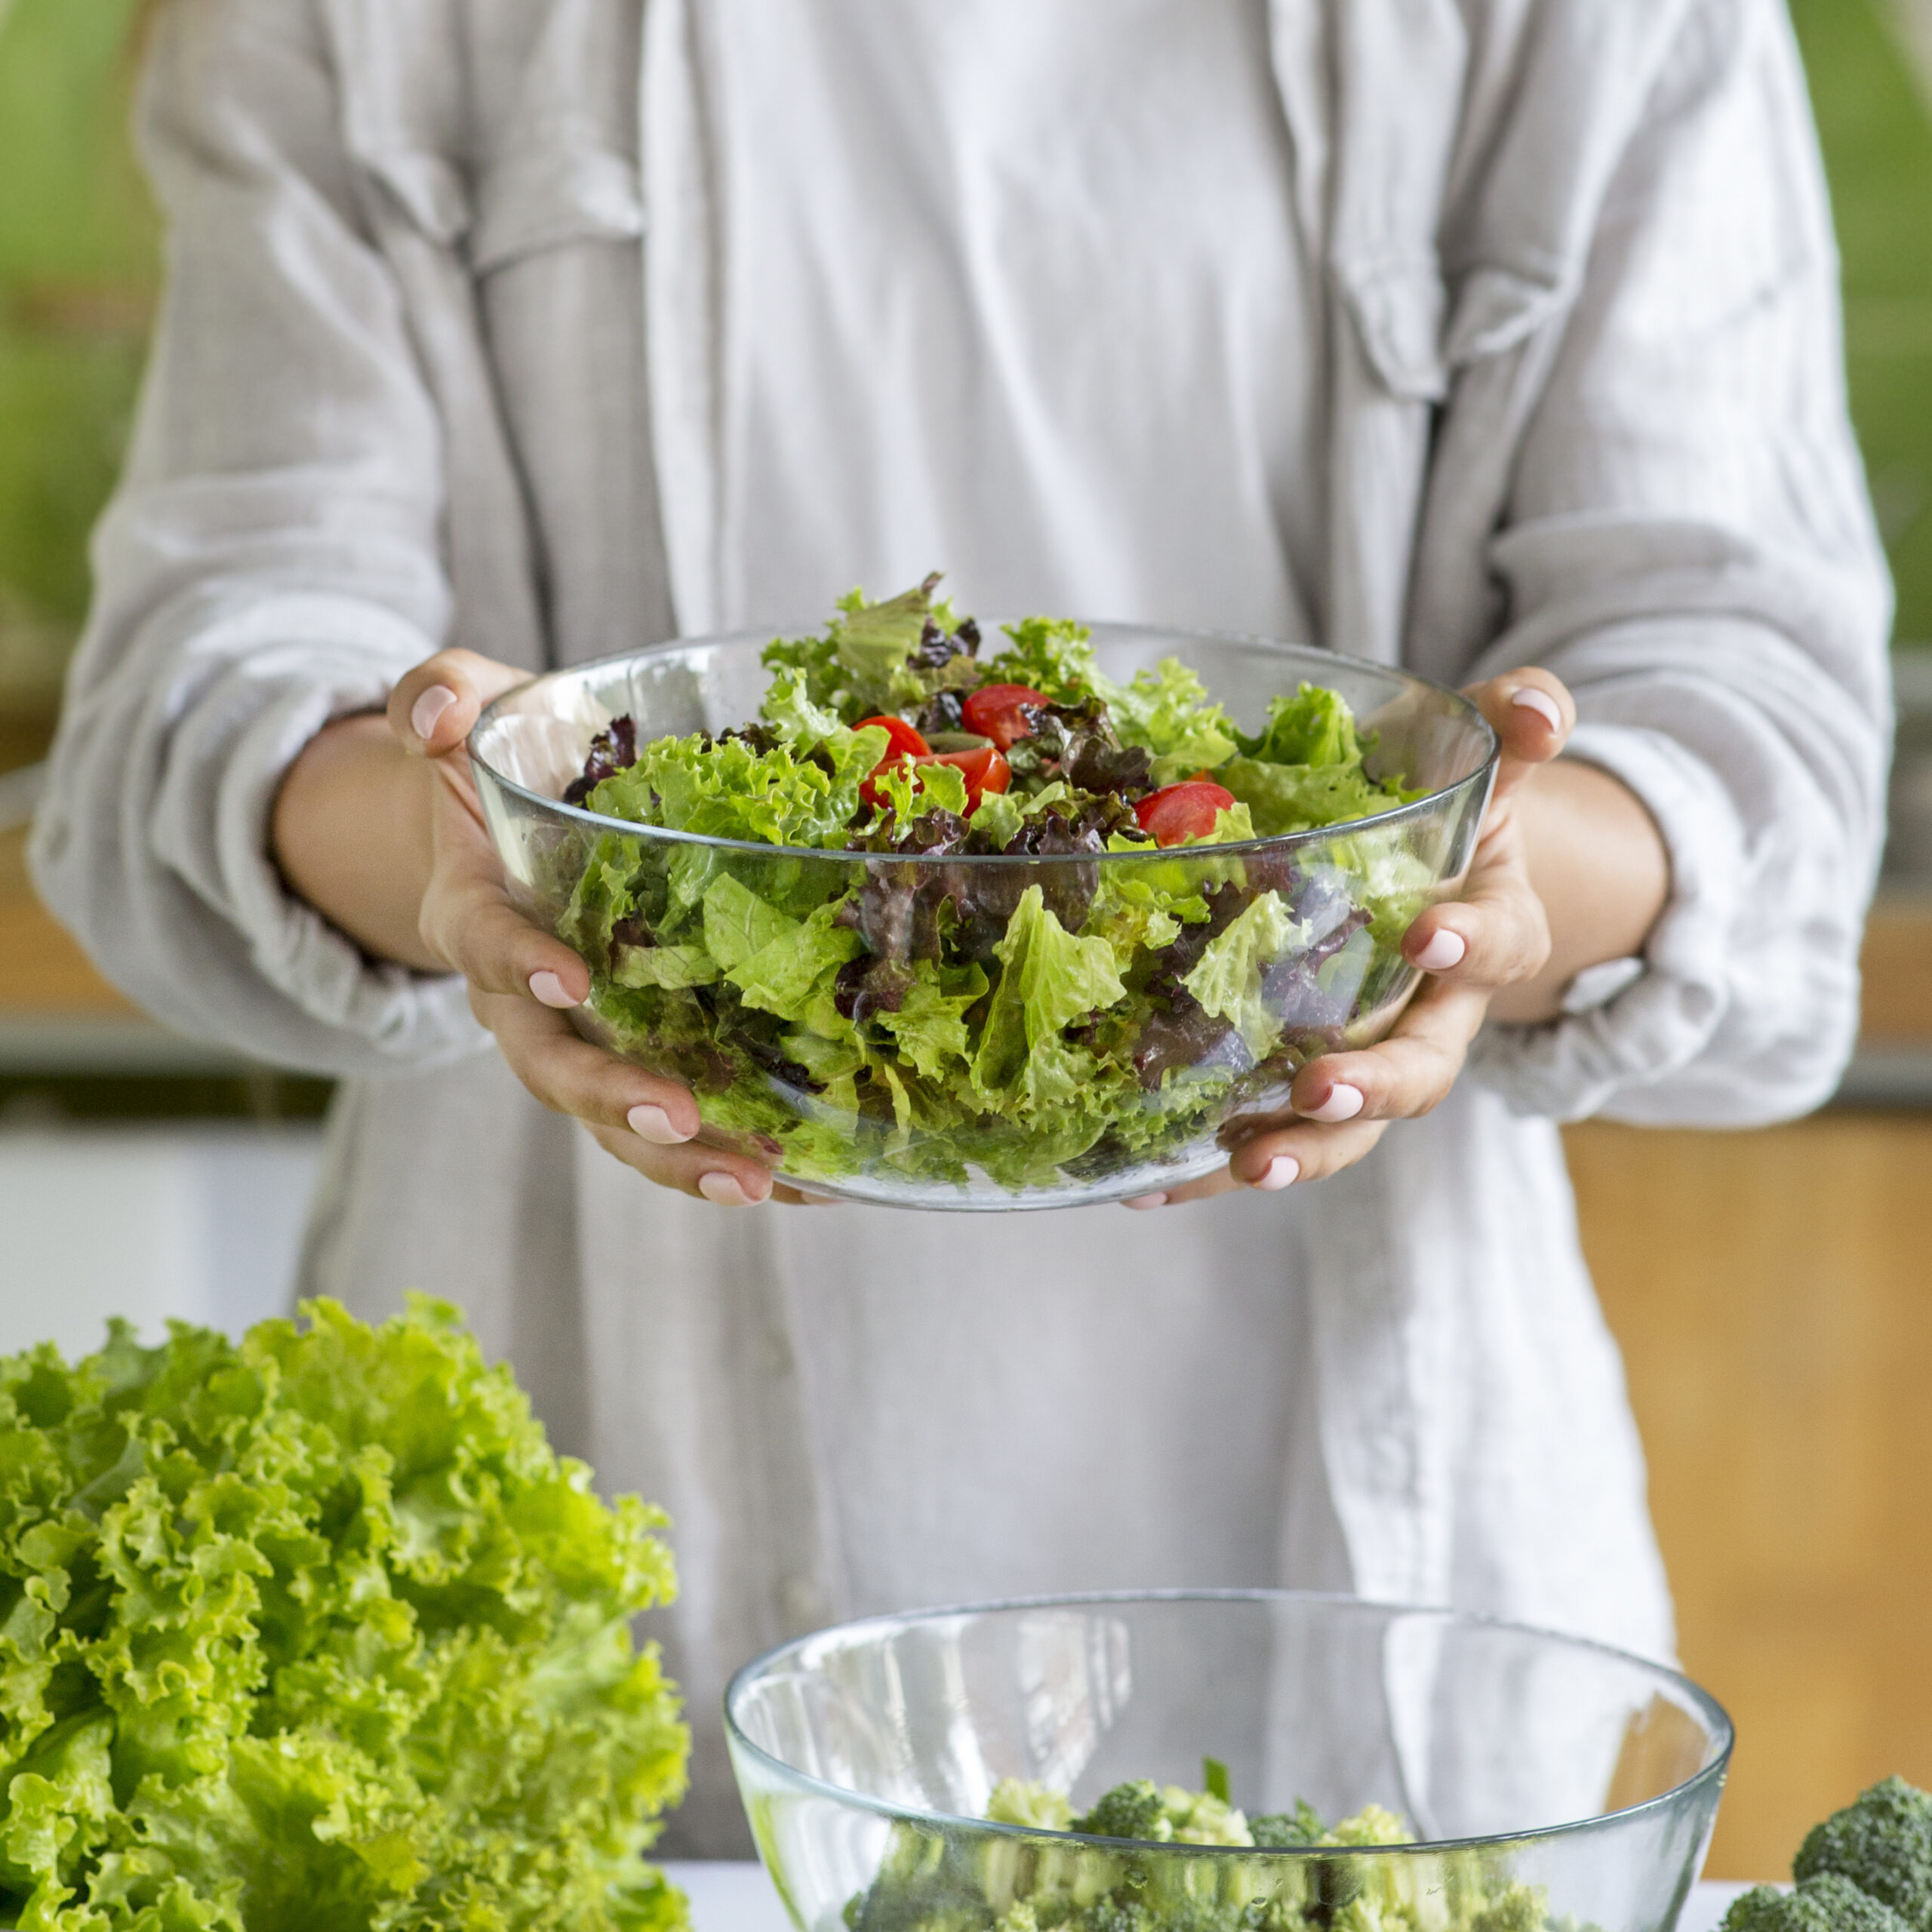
[[1464, 0, 1894, 1128], [27, 0, 484, 1076]]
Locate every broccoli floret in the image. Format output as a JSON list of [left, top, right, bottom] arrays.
[[1467, 1882, 1550, 1932], [1077, 1781, 1171, 1844], [1721, 1875, 1914, 1931], [1158, 1784, 1252, 1846], [1249, 1801, 1326, 1849], [1080, 1900, 1156, 1932], [1793, 1779, 1932, 1929], [1324, 1804, 1411, 1849], [988, 1780, 1076, 1833]]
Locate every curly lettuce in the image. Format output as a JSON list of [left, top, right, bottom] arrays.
[[0, 1300, 689, 1932]]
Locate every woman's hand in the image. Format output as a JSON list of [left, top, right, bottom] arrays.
[[1131, 669, 1666, 1211], [397, 653, 812, 1204], [274, 651, 795, 1206]]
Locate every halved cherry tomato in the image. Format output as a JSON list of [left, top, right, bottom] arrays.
[[924, 745, 1011, 812], [1133, 780, 1236, 848], [855, 715, 931, 763], [961, 683, 1051, 751]]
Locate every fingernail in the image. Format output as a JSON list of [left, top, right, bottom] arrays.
[[1510, 686, 1563, 733], [628, 1103, 693, 1146], [1124, 1192, 1168, 1211], [1254, 1155, 1300, 1192], [528, 970, 581, 1009], [698, 1171, 758, 1207], [411, 684, 459, 743], [1413, 928, 1466, 972], [1303, 1083, 1364, 1124]]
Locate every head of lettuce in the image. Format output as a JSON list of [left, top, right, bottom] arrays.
[[0, 1297, 690, 1932]]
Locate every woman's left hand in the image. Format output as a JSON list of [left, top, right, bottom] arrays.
[[1134, 669, 1575, 1209]]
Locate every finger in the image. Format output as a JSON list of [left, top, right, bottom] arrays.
[[1401, 860, 1550, 990], [1219, 1116, 1392, 1190], [1132, 1164, 1237, 1209], [1126, 1106, 1395, 1208], [421, 841, 593, 1001], [1275, 980, 1492, 1124], [479, 998, 779, 1204], [1464, 668, 1574, 804], [475, 990, 705, 1140], [389, 648, 531, 759], [581, 1121, 780, 1205], [771, 1183, 842, 1207]]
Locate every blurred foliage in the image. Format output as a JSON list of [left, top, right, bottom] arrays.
[[0, 1071, 336, 1124], [0, 0, 156, 719], [0, 0, 1926, 733], [1792, 0, 1932, 641]]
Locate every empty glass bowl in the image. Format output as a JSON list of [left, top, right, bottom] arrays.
[[725, 1593, 1731, 1932], [469, 627, 1495, 1209]]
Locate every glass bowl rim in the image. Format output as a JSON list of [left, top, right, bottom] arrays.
[[468, 626, 1501, 867], [721, 1586, 1734, 1860]]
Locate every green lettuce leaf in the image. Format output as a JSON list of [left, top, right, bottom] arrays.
[[1182, 891, 1306, 1060], [829, 579, 939, 694], [986, 617, 1105, 706], [972, 886, 1128, 1099], [589, 723, 888, 851], [613, 943, 720, 991], [1237, 682, 1367, 767], [702, 872, 796, 971], [875, 963, 990, 1082], [1101, 659, 1241, 778], [760, 665, 846, 748], [724, 900, 863, 1026], [762, 579, 977, 721], [866, 755, 971, 829], [1217, 757, 1402, 837], [967, 783, 1070, 850]]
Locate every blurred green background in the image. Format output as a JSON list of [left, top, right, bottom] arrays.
[[0, 0, 1927, 760], [0, 0, 156, 770]]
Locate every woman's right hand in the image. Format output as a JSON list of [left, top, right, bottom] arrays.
[[382, 651, 795, 1206]]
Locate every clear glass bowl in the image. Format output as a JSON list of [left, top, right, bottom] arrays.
[[724, 1593, 1732, 1932], [469, 626, 1496, 1210]]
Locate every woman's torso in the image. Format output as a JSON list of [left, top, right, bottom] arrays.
[[294, 0, 1675, 1851]]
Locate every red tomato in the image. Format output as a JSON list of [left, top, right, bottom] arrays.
[[1133, 780, 1237, 848], [924, 745, 1012, 812], [855, 715, 931, 763], [961, 684, 1051, 751]]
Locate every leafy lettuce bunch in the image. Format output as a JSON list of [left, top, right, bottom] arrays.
[[0, 1300, 689, 1932]]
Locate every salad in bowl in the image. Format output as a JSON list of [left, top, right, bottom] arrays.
[[468, 577, 1496, 1208]]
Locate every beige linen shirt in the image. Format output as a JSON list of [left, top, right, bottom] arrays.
[[32, 0, 1890, 1854]]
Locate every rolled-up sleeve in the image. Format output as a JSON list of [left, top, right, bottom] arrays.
[[28, 0, 482, 1075], [1465, 0, 1894, 1127]]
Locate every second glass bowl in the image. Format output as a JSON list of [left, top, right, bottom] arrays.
[[725, 1592, 1732, 1932], [469, 626, 1495, 1209]]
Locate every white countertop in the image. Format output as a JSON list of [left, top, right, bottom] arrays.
[[661, 1863, 1755, 1932]]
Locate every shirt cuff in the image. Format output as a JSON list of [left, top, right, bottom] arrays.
[[33, 589, 488, 1077], [208, 653, 486, 1069], [1466, 721, 1746, 1120]]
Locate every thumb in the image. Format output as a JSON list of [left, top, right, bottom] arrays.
[[389, 648, 530, 760], [1465, 668, 1575, 805]]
